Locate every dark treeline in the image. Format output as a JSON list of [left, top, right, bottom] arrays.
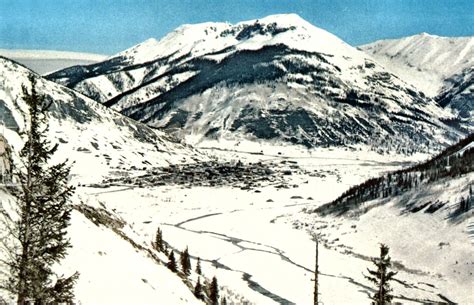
[[316, 133, 474, 216]]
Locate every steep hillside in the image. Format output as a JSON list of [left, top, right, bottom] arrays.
[[315, 133, 473, 217], [359, 33, 474, 97], [437, 67, 474, 129], [0, 56, 201, 183], [47, 14, 462, 152], [0, 188, 206, 305], [0, 56, 210, 304], [360, 34, 474, 134]]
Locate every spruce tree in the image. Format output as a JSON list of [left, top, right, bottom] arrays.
[[193, 277, 204, 301], [209, 276, 219, 305], [155, 227, 163, 252], [167, 252, 177, 273], [365, 244, 397, 305], [196, 257, 202, 275], [0, 76, 77, 304], [221, 296, 227, 305], [180, 246, 191, 276]]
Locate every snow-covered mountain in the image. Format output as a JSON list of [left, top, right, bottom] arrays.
[[360, 34, 474, 132], [437, 66, 474, 124], [0, 49, 106, 75], [316, 133, 474, 218], [0, 56, 200, 183], [47, 14, 464, 152], [0, 56, 210, 304], [359, 33, 474, 97], [289, 135, 474, 305]]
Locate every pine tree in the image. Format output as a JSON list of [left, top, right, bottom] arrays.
[[221, 296, 227, 305], [155, 227, 163, 252], [208, 276, 219, 305], [180, 246, 191, 276], [0, 76, 78, 304], [196, 257, 202, 275], [365, 244, 397, 305], [193, 277, 204, 301], [167, 251, 177, 273]]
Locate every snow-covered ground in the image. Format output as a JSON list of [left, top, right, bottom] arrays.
[[66, 147, 473, 305]]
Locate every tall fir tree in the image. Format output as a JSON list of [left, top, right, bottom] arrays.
[[155, 227, 163, 252], [195, 257, 202, 275], [0, 76, 77, 304], [221, 296, 227, 305], [365, 244, 397, 305], [167, 251, 177, 273], [180, 246, 191, 276], [208, 276, 219, 305], [193, 277, 204, 301]]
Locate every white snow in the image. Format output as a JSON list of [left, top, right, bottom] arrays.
[[0, 16, 472, 305], [69, 146, 473, 305], [360, 34, 474, 96]]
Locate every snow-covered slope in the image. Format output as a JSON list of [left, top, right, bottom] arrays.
[[316, 133, 474, 219], [0, 49, 107, 75], [47, 14, 464, 152], [0, 56, 200, 183], [0, 188, 204, 305], [359, 33, 474, 97], [289, 135, 474, 304], [0, 56, 209, 304], [437, 67, 474, 125]]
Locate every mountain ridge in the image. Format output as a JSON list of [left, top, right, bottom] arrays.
[[47, 14, 467, 152], [359, 33, 474, 96], [0, 56, 201, 183]]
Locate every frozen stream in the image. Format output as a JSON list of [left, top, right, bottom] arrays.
[[84, 155, 467, 304]]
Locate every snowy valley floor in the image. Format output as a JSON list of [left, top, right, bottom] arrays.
[[66, 148, 473, 305]]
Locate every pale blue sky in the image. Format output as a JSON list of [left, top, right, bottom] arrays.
[[0, 0, 473, 54]]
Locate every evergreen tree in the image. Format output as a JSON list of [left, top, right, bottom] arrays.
[[208, 276, 219, 305], [365, 244, 397, 305], [167, 251, 177, 273], [180, 246, 191, 276], [196, 257, 202, 275], [155, 227, 163, 252], [221, 296, 227, 305], [193, 277, 204, 301], [0, 76, 78, 304]]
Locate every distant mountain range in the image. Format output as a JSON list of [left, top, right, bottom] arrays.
[[360, 34, 473, 131], [0, 49, 107, 75], [45, 14, 469, 152], [359, 33, 474, 97]]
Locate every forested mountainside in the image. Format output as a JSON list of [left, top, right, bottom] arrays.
[[316, 133, 473, 216]]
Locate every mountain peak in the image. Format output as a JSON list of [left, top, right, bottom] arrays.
[[107, 13, 354, 67], [417, 32, 436, 38], [252, 13, 308, 25]]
